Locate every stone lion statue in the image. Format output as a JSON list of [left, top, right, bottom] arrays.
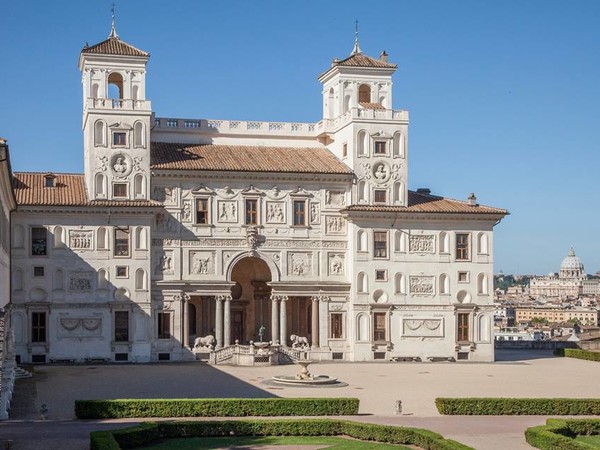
[[193, 335, 215, 350], [290, 334, 310, 349]]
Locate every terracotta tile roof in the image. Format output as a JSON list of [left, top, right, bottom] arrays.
[[334, 53, 397, 69], [150, 142, 352, 175], [359, 102, 386, 110], [12, 172, 160, 207], [342, 191, 508, 215], [81, 37, 149, 57]]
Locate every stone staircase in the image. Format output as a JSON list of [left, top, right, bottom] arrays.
[[14, 366, 32, 380]]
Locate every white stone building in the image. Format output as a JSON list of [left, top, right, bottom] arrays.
[[529, 249, 590, 299], [9, 26, 507, 364]]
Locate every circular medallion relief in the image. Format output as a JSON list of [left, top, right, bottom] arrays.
[[110, 152, 133, 178], [372, 161, 391, 184]]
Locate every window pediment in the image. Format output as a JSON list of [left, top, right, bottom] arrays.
[[289, 187, 312, 198], [191, 184, 215, 195], [109, 122, 133, 131], [371, 130, 392, 139], [241, 185, 264, 196]]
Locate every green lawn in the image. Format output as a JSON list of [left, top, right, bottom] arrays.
[[575, 434, 600, 447], [141, 435, 411, 449]]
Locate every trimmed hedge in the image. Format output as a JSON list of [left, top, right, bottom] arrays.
[[436, 398, 600, 415], [76, 397, 359, 419], [90, 419, 474, 450], [525, 418, 600, 449], [565, 349, 600, 362]]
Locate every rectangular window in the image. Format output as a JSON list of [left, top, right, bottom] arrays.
[[33, 266, 45, 277], [113, 183, 128, 198], [374, 312, 386, 341], [374, 231, 388, 258], [375, 269, 387, 281], [330, 313, 343, 339], [195, 198, 209, 224], [374, 189, 387, 204], [31, 312, 46, 343], [245, 199, 258, 225], [113, 132, 126, 146], [114, 227, 130, 257], [458, 271, 469, 283], [457, 313, 470, 342], [116, 266, 128, 278], [31, 227, 47, 256], [114, 311, 129, 342], [293, 200, 306, 226], [374, 141, 387, 155], [158, 312, 171, 339], [342, 143, 348, 158], [456, 233, 470, 260]]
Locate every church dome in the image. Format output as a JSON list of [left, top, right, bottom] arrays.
[[559, 248, 585, 279]]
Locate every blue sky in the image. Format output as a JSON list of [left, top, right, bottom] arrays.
[[1, 1, 599, 275]]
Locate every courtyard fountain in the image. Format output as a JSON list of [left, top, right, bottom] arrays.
[[271, 360, 344, 387]]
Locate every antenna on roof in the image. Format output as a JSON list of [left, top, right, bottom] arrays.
[[109, 2, 119, 39], [351, 19, 362, 55]]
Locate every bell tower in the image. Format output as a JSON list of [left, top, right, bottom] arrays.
[[78, 17, 152, 202]]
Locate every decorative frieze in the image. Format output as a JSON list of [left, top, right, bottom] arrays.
[[409, 235, 435, 253], [58, 317, 102, 337], [325, 216, 346, 235], [409, 276, 435, 296], [152, 238, 347, 250], [69, 230, 93, 250], [402, 318, 443, 337]]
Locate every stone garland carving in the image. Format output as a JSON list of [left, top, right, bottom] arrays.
[[289, 253, 312, 276], [59, 318, 102, 333], [328, 254, 345, 276], [69, 272, 93, 292], [409, 235, 435, 253], [409, 276, 435, 296], [266, 202, 285, 223], [402, 318, 443, 337], [326, 216, 346, 234], [217, 201, 237, 222], [69, 231, 93, 250]]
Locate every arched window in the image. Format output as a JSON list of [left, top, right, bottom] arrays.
[[54, 226, 64, 248], [358, 180, 367, 203], [135, 226, 147, 250], [357, 130, 367, 156], [357, 272, 368, 293], [394, 273, 406, 294], [393, 182, 403, 205], [439, 232, 449, 254], [358, 84, 371, 103], [97, 227, 108, 250], [393, 132, 405, 158], [54, 268, 64, 291], [132, 85, 139, 101], [343, 95, 351, 114], [394, 230, 407, 253], [135, 269, 147, 290], [327, 88, 334, 118], [440, 273, 450, 295], [477, 232, 489, 255], [478, 315, 490, 342], [98, 269, 109, 289], [107, 72, 124, 99], [133, 121, 145, 148], [357, 314, 369, 341], [94, 120, 106, 147], [477, 273, 488, 295], [134, 174, 145, 198], [379, 96, 387, 108], [357, 229, 367, 252], [12, 224, 24, 249], [95, 173, 106, 197], [91, 83, 99, 99]]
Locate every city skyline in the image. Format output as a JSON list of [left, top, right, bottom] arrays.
[[2, 1, 599, 275]]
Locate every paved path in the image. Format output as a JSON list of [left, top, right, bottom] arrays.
[[2, 349, 599, 449]]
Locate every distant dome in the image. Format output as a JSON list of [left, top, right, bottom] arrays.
[[559, 248, 585, 279]]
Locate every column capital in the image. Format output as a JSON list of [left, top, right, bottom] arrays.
[[270, 294, 288, 302], [215, 294, 232, 302], [311, 295, 329, 303], [174, 292, 190, 303]]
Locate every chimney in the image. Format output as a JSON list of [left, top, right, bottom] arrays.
[[416, 188, 431, 195], [380, 51, 388, 63], [468, 193, 477, 206]]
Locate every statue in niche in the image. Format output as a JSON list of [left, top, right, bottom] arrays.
[[182, 201, 191, 221]]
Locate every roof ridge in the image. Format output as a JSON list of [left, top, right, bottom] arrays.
[[13, 171, 83, 176]]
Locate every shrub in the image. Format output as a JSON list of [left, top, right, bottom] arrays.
[[565, 349, 600, 362], [75, 397, 359, 419], [436, 398, 600, 415], [525, 418, 600, 449], [89, 419, 474, 450]]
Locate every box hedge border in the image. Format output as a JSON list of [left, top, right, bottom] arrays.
[[76, 397, 359, 419], [90, 419, 474, 450], [525, 418, 600, 449], [435, 398, 600, 415], [565, 349, 600, 362]]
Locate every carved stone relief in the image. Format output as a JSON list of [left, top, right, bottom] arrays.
[[288, 252, 312, 276], [69, 230, 93, 250], [69, 271, 93, 292], [132, 156, 143, 172], [153, 186, 176, 203], [372, 161, 391, 184], [266, 202, 285, 223], [328, 253, 345, 276], [111, 153, 133, 178], [58, 317, 102, 336], [325, 216, 346, 234], [181, 200, 192, 222], [190, 251, 214, 275], [97, 156, 109, 171], [325, 190, 345, 208], [402, 318, 443, 337], [409, 235, 435, 253], [310, 203, 320, 224], [156, 251, 174, 275], [409, 276, 435, 296], [152, 238, 347, 250], [217, 200, 238, 223]]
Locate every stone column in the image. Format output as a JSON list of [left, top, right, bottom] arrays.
[[311, 296, 320, 349], [279, 296, 288, 347], [223, 295, 232, 347], [271, 295, 279, 344], [182, 293, 190, 348], [215, 296, 224, 349]]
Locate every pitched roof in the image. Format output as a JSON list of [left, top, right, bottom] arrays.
[[359, 102, 385, 110], [150, 142, 352, 175], [333, 53, 397, 69], [342, 190, 508, 215], [81, 37, 149, 57], [12, 172, 160, 207]]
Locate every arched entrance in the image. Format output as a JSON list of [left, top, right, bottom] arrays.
[[230, 257, 272, 343]]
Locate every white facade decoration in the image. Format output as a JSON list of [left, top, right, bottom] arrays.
[[7, 25, 507, 366]]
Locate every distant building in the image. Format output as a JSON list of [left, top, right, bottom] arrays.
[[529, 249, 591, 299], [515, 307, 597, 326]]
